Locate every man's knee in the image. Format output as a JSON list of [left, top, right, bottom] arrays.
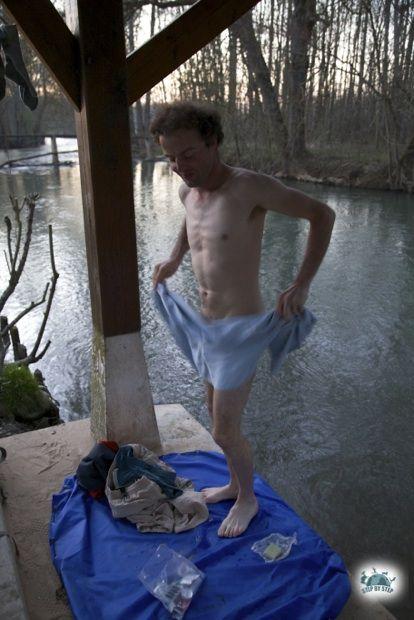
[[212, 427, 242, 447]]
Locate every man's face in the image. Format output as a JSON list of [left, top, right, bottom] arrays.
[[159, 128, 217, 188]]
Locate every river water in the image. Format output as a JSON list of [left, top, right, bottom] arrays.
[[0, 139, 413, 617]]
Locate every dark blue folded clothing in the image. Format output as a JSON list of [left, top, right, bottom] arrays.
[[76, 442, 118, 492], [113, 445, 183, 499]]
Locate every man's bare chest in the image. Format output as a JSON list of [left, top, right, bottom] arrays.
[[184, 197, 266, 254]]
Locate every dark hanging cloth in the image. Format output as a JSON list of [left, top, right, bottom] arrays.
[[0, 24, 38, 110], [112, 445, 183, 499]]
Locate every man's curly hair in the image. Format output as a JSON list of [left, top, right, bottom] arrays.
[[149, 101, 224, 146]]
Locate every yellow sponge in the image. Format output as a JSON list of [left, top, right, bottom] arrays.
[[263, 542, 282, 560]]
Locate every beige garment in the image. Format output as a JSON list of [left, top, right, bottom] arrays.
[[105, 443, 209, 533]]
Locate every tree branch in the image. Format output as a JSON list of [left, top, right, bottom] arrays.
[[11, 195, 24, 273], [0, 283, 49, 336], [24, 224, 59, 366], [0, 194, 37, 314], [3, 250, 11, 275], [15, 340, 51, 366], [4, 215, 13, 270], [124, 0, 193, 7]]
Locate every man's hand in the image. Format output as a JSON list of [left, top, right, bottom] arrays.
[[152, 257, 181, 289], [276, 282, 309, 321]]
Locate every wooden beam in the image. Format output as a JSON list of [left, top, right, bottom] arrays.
[[1, 0, 81, 109], [126, 0, 261, 105]]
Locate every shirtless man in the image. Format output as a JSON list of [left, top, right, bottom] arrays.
[[150, 102, 335, 538]]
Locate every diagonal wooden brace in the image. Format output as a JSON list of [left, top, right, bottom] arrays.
[[1, 0, 260, 109], [126, 0, 261, 105]]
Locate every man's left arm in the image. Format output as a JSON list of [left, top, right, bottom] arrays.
[[257, 174, 336, 320]]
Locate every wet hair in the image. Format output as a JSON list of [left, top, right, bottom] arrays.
[[149, 101, 224, 146]]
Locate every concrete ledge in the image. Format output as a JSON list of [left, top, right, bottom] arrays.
[[0, 495, 29, 620], [339, 579, 396, 619]]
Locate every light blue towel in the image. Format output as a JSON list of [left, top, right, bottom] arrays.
[[152, 281, 317, 390]]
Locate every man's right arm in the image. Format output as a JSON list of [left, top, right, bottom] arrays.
[[152, 187, 190, 287], [170, 216, 190, 264]]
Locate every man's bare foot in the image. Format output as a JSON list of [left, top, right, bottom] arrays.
[[201, 484, 239, 504], [218, 497, 259, 537]]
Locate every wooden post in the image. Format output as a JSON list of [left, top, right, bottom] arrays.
[[50, 135, 59, 166], [65, 0, 161, 449]]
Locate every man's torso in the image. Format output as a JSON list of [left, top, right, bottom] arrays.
[[181, 167, 267, 319]]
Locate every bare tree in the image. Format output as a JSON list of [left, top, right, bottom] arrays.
[[230, 12, 290, 168], [0, 194, 59, 375]]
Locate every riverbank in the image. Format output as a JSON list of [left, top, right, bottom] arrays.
[[2, 139, 410, 193], [130, 135, 412, 193], [146, 150, 411, 193], [223, 145, 412, 193], [275, 153, 411, 193]]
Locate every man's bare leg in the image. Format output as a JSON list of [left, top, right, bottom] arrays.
[[202, 380, 239, 501], [202, 374, 259, 537]]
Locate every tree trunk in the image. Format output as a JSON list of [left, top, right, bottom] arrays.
[[398, 133, 414, 191], [228, 28, 237, 112], [288, 0, 316, 160], [357, 9, 368, 104], [231, 12, 289, 169], [143, 4, 156, 158]]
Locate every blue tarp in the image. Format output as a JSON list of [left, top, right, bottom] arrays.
[[49, 450, 351, 619]]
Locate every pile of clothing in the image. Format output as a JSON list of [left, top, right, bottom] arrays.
[[76, 441, 209, 534]]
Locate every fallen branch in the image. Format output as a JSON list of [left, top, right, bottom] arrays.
[[0, 150, 78, 168]]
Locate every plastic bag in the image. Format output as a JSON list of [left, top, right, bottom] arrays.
[[138, 544, 205, 619], [251, 531, 298, 563]]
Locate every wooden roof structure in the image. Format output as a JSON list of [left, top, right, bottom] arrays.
[[1, 0, 260, 447]]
